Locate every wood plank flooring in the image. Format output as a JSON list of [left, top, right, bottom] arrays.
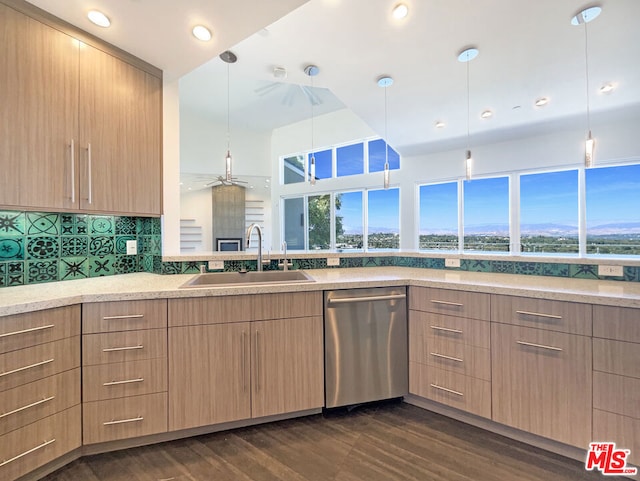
[[41, 402, 620, 481]]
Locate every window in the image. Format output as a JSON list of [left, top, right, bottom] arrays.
[[368, 139, 400, 172], [308, 194, 331, 250], [308, 149, 332, 181], [368, 188, 400, 249], [337, 143, 364, 177], [283, 155, 305, 184], [520, 170, 578, 254], [463, 177, 509, 252], [586, 164, 640, 255], [419, 182, 458, 250], [283, 197, 305, 250], [335, 191, 363, 250]]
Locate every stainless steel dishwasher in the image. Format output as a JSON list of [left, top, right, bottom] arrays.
[[324, 287, 408, 408]]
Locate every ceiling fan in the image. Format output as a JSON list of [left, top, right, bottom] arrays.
[[206, 175, 248, 187]]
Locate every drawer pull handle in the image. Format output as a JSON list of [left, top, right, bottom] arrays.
[[430, 352, 463, 363], [516, 340, 563, 352], [430, 384, 463, 397], [103, 378, 144, 386], [0, 396, 55, 419], [0, 358, 54, 378], [0, 439, 56, 467], [103, 416, 144, 426], [0, 324, 55, 339], [102, 345, 144, 352], [430, 300, 464, 307], [102, 314, 144, 320], [515, 310, 562, 320], [430, 325, 463, 334]]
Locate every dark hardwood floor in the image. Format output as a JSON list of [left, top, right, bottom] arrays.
[[42, 402, 619, 481]]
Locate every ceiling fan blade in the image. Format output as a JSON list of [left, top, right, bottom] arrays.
[[254, 82, 281, 96]]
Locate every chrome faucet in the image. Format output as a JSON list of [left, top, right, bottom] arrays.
[[278, 241, 291, 271], [246, 223, 263, 272]]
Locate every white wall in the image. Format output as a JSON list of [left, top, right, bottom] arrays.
[[180, 189, 212, 251]]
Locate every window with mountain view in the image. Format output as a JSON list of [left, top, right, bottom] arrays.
[[335, 191, 363, 250], [368, 188, 400, 249], [419, 182, 458, 250], [463, 177, 509, 252], [520, 170, 578, 254], [586, 164, 640, 255]]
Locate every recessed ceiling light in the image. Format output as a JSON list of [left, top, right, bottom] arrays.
[[192, 25, 212, 42], [434, 121, 445, 129], [480, 110, 493, 119], [599, 83, 616, 94], [87, 10, 110, 28], [535, 97, 550, 107], [392, 3, 409, 19]]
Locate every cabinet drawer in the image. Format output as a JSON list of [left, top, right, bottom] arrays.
[[593, 371, 640, 419], [83, 329, 166, 366], [409, 311, 490, 349], [83, 358, 167, 402], [593, 410, 639, 467], [409, 287, 490, 321], [594, 338, 640, 379], [168, 292, 323, 327], [0, 405, 81, 481], [0, 337, 79, 392], [0, 306, 79, 354], [423, 341, 490, 381], [0, 368, 80, 436], [491, 294, 592, 335], [593, 305, 640, 343], [83, 300, 167, 333], [83, 392, 167, 444], [409, 362, 491, 418]]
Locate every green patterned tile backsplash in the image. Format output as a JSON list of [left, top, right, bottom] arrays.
[[0, 211, 160, 287]]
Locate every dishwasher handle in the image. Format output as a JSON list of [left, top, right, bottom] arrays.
[[327, 293, 406, 305]]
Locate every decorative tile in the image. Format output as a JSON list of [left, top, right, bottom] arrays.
[[379, 256, 395, 267], [341, 257, 363, 268], [428, 258, 446, 269], [89, 215, 115, 235], [151, 217, 162, 235], [463, 259, 491, 272], [26, 212, 60, 235], [182, 261, 202, 274], [514, 262, 542, 276], [27, 260, 58, 283], [0, 238, 24, 260], [162, 262, 182, 275], [490, 261, 515, 274], [540, 263, 570, 277], [150, 236, 162, 256], [137, 218, 153, 235], [0, 211, 25, 235], [623, 266, 639, 282], [569, 264, 599, 279], [115, 235, 136, 255], [0, 262, 5, 286], [59, 257, 89, 280], [153, 256, 163, 273], [363, 257, 381, 267], [140, 254, 154, 273], [7, 261, 24, 286], [395, 257, 413, 267], [26, 236, 58, 260], [89, 236, 115, 256], [89, 256, 116, 277], [115, 217, 137, 235], [61, 236, 88, 257], [62, 214, 88, 235], [224, 260, 244, 272], [114, 255, 138, 274], [295, 258, 317, 270]]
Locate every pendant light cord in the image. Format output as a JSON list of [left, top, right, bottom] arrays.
[[226, 62, 231, 151], [311, 76, 315, 154], [384, 84, 389, 167], [584, 20, 591, 136], [466, 58, 470, 151]]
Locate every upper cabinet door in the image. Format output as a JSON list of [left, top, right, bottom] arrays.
[[0, 5, 79, 210], [79, 45, 161, 215]]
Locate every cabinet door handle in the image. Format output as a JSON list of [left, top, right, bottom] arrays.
[[102, 314, 144, 320], [430, 384, 463, 397], [430, 300, 464, 307], [0, 358, 54, 378], [87, 142, 93, 204], [255, 330, 261, 392], [430, 352, 463, 363], [70, 139, 75, 203], [516, 340, 563, 352], [0, 439, 56, 467], [0, 396, 55, 419], [103, 378, 144, 386], [103, 416, 144, 426], [102, 345, 143, 352], [241, 331, 247, 392], [430, 325, 463, 334], [0, 324, 55, 339], [515, 310, 562, 320]]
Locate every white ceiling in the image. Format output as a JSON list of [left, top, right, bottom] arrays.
[[26, 0, 640, 158]]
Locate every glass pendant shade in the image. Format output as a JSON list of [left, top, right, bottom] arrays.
[[309, 154, 316, 185], [585, 131, 595, 168], [465, 150, 473, 181]]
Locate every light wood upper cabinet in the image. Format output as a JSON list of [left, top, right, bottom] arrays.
[[0, 3, 162, 215]]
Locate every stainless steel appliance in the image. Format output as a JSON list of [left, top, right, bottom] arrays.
[[324, 287, 408, 408]]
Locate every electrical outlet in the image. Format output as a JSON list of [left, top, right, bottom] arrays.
[[126, 240, 137, 255], [445, 258, 460, 268], [208, 260, 224, 270], [327, 257, 340, 266], [598, 265, 623, 277]]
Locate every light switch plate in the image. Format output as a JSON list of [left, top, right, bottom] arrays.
[[598, 265, 623, 277], [208, 260, 224, 270], [445, 258, 460, 268], [327, 257, 340, 266], [126, 240, 137, 255]]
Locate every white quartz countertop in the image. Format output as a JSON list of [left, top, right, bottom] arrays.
[[2, 267, 640, 317]]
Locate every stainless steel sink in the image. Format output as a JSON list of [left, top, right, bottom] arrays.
[[180, 270, 315, 288]]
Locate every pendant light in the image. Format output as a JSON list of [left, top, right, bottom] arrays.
[[305, 65, 319, 185], [220, 50, 237, 182], [377, 75, 393, 189], [458, 47, 478, 181], [571, 6, 602, 168]]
